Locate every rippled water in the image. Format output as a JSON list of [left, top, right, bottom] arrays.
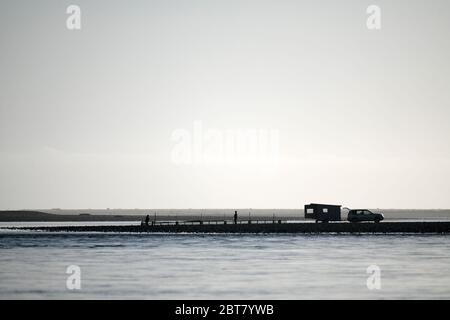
[[1, 230, 450, 299]]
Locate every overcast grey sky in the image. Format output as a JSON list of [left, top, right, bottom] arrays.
[[1, 0, 450, 209]]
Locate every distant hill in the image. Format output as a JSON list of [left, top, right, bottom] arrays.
[[0, 211, 56, 221], [0, 211, 141, 222]]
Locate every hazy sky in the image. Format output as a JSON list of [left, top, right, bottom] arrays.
[[1, 0, 450, 209]]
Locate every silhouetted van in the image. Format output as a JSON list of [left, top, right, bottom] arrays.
[[304, 203, 341, 223], [347, 210, 384, 223]]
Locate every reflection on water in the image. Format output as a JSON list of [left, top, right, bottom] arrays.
[[1, 230, 450, 299]]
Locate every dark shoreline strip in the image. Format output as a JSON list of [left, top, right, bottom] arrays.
[[7, 221, 450, 234]]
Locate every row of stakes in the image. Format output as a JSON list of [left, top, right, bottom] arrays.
[[141, 213, 283, 226]]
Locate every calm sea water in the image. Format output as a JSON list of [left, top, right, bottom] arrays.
[[1, 226, 450, 299]]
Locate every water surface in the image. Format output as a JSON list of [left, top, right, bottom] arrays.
[[1, 230, 449, 299]]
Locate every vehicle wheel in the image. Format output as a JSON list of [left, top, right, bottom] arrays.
[[374, 219, 380, 223]]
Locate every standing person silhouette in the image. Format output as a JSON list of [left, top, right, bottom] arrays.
[[145, 214, 150, 226], [233, 211, 238, 224]]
